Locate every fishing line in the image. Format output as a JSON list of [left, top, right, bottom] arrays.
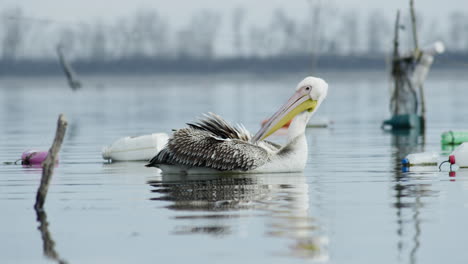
[[438, 160, 453, 172], [2, 159, 22, 165]]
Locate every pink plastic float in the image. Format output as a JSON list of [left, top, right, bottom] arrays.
[[21, 150, 50, 165]]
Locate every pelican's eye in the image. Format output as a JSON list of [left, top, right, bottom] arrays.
[[305, 86, 311, 91]]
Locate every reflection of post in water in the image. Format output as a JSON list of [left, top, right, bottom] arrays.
[[391, 128, 439, 264], [35, 209, 68, 264], [148, 173, 328, 260], [391, 128, 424, 174], [390, 124, 424, 263], [409, 195, 421, 264], [393, 182, 438, 264]]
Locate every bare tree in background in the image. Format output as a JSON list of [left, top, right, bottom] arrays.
[[195, 10, 221, 59], [423, 18, 443, 48], [465, 16, 468, 53], [232, 7, 246, 57], [367, 10, 387, 54], [58, 28, 76, 55], [130, 10, 169, 58], [112, 17, 133, 58], [96, 10, 169, 59], [1, 7, 26, 61], [449, 11, 466, 52], [0, 6, 465, 64], [248, 26, 269, 57], [73, 23, 93, 59], [341, 11, 359, 55], [177, 10, 221, 59], [366, 13, 379, 54], [176, 28, 191, 58], [316, 3, 341, 55], [270, 8, 298, 55], [307, 0, 323, 71], [90, 21, 108, 60]]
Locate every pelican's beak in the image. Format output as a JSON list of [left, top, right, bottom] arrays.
[[252, 91, 318, 142]]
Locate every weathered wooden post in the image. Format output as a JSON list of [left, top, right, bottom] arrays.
[[383, 0, 442, 131], [34, 114, 69, 264], [57, 45, 82, 91], [391, 10, 401, 116], [410, 0, 426, 129], [410, 0, 420, 55], [34, 114, 68, 211]]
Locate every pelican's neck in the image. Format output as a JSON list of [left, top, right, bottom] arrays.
[[261, 111, 311, 173], [287, 111, 312, 142]]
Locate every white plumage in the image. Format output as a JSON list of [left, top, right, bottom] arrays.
[[146, 77, 328, 174]]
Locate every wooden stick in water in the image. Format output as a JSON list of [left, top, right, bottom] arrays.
[[410, 0, 425, 129], [34, 114, 68, 211], [410, 0, 419, 55], [391, 10, 401, 115], [57, 45, 82, 91]]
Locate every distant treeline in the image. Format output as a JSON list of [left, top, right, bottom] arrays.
[[2, 5, 468, 63], [1, 53, 466, 76]]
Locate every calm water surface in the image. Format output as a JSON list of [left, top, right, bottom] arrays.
[[1, 70, 468, 264]]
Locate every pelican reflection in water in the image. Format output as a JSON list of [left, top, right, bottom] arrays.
[[148, 173, 328, 260], [146, 77, 328, 174]]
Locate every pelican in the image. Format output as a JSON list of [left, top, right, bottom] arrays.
[[146, 76, 328, 174]]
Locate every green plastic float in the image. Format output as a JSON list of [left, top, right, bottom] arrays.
[[441, 131, 468, 145]]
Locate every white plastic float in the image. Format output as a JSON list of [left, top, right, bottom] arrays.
[[102, 133, 168, 162], [449, 142, 468, 168], [401, 151, 440, 166], [412, 42, 445, 88], [401, 134, 468, 172]]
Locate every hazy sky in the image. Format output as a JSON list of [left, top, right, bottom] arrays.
[[0, 0, 464, 25], [1, 0, 465, 57]]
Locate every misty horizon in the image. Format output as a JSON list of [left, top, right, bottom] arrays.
[[1, 2, 467, 62]]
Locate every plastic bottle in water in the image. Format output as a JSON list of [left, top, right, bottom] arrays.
[[441, 131, 468, 145], [448, 142, 468, 168], [21, 150, 49, 165], [423, 41, 445, 56], [401, 152, 440, 166], [102, 133, 169, 161]]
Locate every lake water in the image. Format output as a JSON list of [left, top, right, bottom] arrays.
[[1, 69, 468, 264]]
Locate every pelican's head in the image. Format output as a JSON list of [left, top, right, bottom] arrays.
[[296, 76, 328, 106], [253, 76, 328, 142]]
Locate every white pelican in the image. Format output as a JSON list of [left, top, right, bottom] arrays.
[[146, 76, 328, 174]]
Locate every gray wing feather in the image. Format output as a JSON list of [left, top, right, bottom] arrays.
[[147, 114, 270, 171], [148, 128, 269, 171], [187, 112, 251, 141]]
